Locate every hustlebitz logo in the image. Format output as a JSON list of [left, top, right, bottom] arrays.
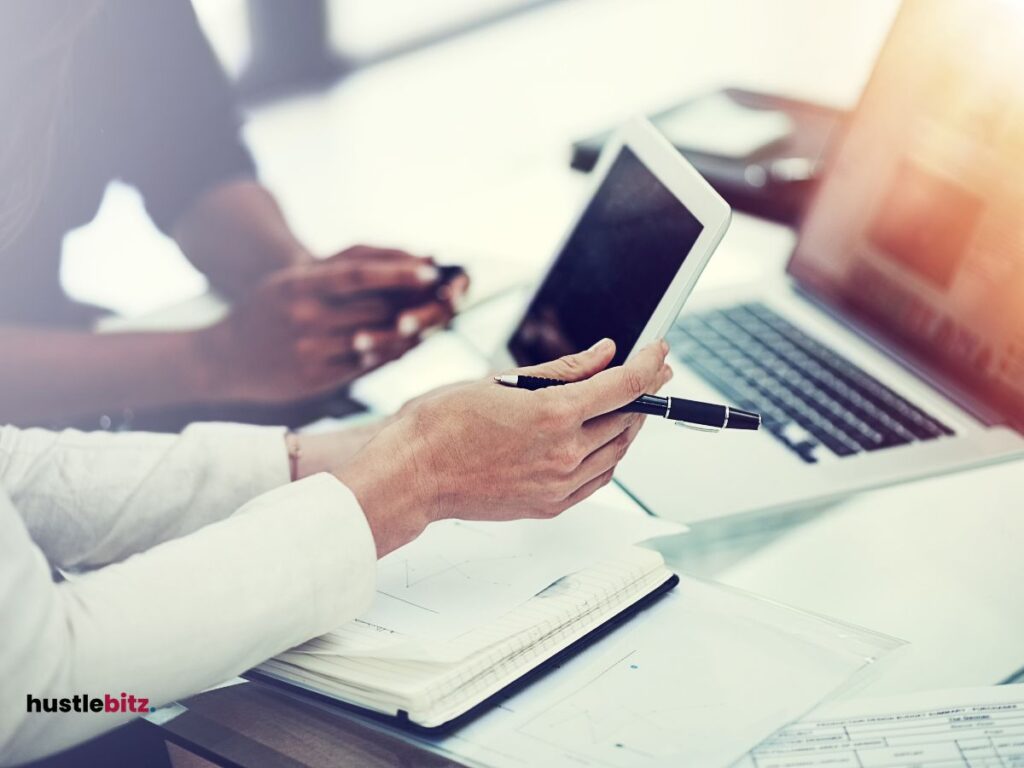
[[26, 693, 150, 714]]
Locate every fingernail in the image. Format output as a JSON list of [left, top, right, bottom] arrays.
[[589, 338, 613, 353], [660, 339, 669, 354], [353, 333, 375, 352], [416, 265, 440, 283], [398, 314, 420, 337]]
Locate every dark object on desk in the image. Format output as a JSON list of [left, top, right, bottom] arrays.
[[571, 88, 846, 225], [380, 264, 468, 311], [437, 264, 468, 285]]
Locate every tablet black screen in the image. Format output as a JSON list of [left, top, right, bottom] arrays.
[[508, 147, 703, 367]]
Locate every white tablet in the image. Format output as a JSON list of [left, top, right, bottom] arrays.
[[495, 117, 730, 370]]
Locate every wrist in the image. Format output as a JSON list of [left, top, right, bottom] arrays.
[[292, 420, 390, 481], [187, 322, 233, 402], [176, 328, 217, 402], [334, 422, 434, 557]]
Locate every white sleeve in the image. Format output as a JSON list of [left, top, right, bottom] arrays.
[[0, 474, 377, 767], [0, 423, 290, 569]]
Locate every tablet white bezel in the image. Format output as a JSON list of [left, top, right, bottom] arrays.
[[494, 116, 731, 371]]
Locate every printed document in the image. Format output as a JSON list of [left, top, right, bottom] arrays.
[[738, 684, 1024, 768]]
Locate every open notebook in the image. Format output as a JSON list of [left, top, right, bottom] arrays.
[[254, 546, 677, 733]]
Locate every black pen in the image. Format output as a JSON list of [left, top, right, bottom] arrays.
[[494, 374, 761, 432]]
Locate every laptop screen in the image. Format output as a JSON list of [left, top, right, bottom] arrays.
[[789, 0, 1024, 428]]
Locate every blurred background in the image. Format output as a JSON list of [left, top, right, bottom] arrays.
[[62, 0, 899, 319]]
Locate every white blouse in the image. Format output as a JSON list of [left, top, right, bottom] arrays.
[[0, 423, 377, 766]]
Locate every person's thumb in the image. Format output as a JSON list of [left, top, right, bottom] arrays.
[[513, 338, 616, 383]]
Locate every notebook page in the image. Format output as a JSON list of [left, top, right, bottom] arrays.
[[284, 509, 682, 661], [294, 545, 664, 663], [275, 546, 660, 683], [360, 505, 683, 643]]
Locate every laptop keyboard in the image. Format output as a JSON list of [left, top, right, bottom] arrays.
[[669, 302, 955, 463]]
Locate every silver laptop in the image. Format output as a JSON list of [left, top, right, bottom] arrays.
[[617, 0, 1024, 524]]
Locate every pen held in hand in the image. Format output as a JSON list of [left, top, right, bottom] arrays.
[[494, 374, 761, 432]]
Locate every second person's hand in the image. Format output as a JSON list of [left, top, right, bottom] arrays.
[[191, 246, 466, 404]]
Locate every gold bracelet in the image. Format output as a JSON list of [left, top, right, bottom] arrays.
[[285, 432, 302, 481]]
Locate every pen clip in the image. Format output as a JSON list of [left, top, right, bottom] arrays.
[[669, 398, 729, 432], [674, 420, 724, 433]]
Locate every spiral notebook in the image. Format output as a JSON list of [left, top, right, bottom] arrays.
[[254, 546, 677, 733]]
